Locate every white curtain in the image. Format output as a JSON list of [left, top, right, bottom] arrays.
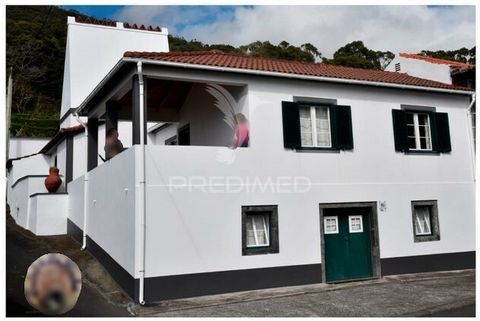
[[316, 107, 331, 147], [299, 106, 313, 146]]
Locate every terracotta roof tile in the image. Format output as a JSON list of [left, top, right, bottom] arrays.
[[75, 16, 116, 27], [40, 124, 85, 154], [74, 16, 163, 32], [124, 51, 471, 91], [399, 53, 474, 70]]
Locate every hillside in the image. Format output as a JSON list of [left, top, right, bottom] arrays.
[[6, 5, 475, 137]]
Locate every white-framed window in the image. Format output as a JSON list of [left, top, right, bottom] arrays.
[[349, 215, 363, 233], [324, 216, 339, 234], [414, 206, 432, 236], [406, 112, 432, 151], [299, 105, 332, 148], [246, 214, 270, 247]]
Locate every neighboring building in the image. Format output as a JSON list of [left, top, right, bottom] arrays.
[[6, 17, 476, 304]]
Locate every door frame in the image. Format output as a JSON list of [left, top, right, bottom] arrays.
[[319, 201, 381, 283]]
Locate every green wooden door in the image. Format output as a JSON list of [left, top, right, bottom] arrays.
[[324, 208, 373, 282]]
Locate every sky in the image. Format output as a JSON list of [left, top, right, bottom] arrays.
[[63, 5, 476, 58]]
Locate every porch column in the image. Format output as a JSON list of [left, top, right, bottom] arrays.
[[132, 75, 148, 145], [87, 117, 98, 171]]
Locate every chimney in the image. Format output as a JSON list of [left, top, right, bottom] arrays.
[[60, 16, 169, 125]]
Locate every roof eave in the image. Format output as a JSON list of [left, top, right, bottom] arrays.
[[123, 57, 474, 96]]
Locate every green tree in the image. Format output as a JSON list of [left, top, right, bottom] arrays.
[[324, 41, 394, 70]]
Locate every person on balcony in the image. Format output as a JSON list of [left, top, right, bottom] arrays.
[[233, 113, 250, 148], [105, 128, 124, 160]]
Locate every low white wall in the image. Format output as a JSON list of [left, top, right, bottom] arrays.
[[29, 194, 68, 235], [8, 137, 49, 159], [83, 148, 137, 276], [8, 154, 51, 186], [67, 175, 85, 228], [7, 177, 47, 230]]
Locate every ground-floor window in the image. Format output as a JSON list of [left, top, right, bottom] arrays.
[[411, 200, 440, 242], [242, 205, 279, 255]]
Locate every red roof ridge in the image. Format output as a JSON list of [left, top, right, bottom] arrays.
[[399, 53, 474, 69], [123, 50, 472, 92]]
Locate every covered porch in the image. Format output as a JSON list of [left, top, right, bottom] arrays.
[[80, 63, 249, 171]]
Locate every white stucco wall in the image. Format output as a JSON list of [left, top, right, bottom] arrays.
[[61, 17, 169, 117], [29, 194, 68, 235], [149, 124, 178, 145], [138, 71, 474, 278], [8, 137, 49, 159], [178, 83, 248, 147], [79, 148, 137, 276], [386, 56, 453, 85]]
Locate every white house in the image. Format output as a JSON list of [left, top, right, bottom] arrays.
[[6, 17, 476, 304], [385, 53, 475, 86]]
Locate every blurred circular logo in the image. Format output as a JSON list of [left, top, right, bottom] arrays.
[[24, 253, 82, 315]]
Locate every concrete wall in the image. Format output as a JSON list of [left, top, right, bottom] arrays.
[[70, 147, 137, 276], [386, 56, 453, 85], [8, 137, 49, 159], [178, 83, 248, 147], [61, 17, 169, 119], [29, 194, 68, 235], [139, 70, 474, 278], [149, 124, 178, 145]]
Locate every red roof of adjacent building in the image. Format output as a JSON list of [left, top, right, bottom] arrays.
[[74, 16, 163, 32], [124, 51, 471, 91], [399, 53, 474, 70], [39, 124, 85, 154]]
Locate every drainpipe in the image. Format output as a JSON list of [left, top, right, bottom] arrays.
[[73, 112, 89, 250], [137, 61, 146, 305], [466, 93, 476, 178]]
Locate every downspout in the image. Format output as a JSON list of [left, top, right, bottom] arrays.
[[466, 93, 476, 178], [137, 61, 147, 305], [73, 111, 89, 250]]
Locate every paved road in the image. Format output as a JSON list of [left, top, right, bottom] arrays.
[[137, 272, 475, 317], [6, 213, 130, 317]]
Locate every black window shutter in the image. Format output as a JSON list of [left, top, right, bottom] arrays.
[[392, 109, 408, 152], [332, 105, 353, 150], [281, 101, 301, 149], [433, 112, 451, 153]]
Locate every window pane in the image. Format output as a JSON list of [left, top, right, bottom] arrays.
[[324, 217, 338, 234], [418, 114, 429, 126], [415, 206, 432, 235], [315, 107, 331, 147], [407, 125, 415, 137], [246, 217, 256, 246], [408, 137, 417, 149], [299, 107, 313, 146], [253, 215, 269, 245]]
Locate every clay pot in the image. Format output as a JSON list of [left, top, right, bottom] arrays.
[[45, 167, 62, 193]]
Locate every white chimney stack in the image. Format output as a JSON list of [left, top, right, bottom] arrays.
[[60, 16, 169, 125]]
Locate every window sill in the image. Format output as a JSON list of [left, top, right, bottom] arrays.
[[295, 147, 341, 153], [404, 150, 441, 155], [414, 235, 440, 243]]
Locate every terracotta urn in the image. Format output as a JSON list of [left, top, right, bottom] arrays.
[[45, 167, 62, 193]]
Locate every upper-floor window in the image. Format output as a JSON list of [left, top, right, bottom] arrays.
[[299, 106, 332, 148], [282, 101, 353, 151], [406, 112, 432, 151], [392, 107, 451, 154]]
